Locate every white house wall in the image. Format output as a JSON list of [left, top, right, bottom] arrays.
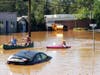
[[45, 14, 77, 27]]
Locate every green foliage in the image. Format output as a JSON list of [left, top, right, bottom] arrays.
[[73, 0, 94, 19], [31, 0, 45, 24], [0, 0, 16, 12], [75, 7, 90, 19], [94, 0, 100, 27], [16, 0, 28, 16], [94, 0, 100, 15], [0, 0, 100, 28]]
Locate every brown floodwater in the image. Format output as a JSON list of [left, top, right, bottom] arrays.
[[0, 30, 100, 75]]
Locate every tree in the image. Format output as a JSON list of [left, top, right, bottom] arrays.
[[94, 0, 100, 28], [16, 0, 28, 16], [0, 0, 16, 12], [72, 0, 94, 19], [1, 0, 100, 30]]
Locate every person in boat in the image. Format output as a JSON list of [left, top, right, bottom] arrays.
[[10, 36, 17, 46], [62, 40, 67, 47], [23, 35, 31, 46]]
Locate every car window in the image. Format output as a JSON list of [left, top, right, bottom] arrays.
[[40, 53, 47, 60], [34, 54, 42, 63], [15, 51, 36, 60]]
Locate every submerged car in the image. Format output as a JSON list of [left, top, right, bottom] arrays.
[[7, 50, 52, 65]]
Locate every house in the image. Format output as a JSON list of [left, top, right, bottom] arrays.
[[17, 16, 28, 32], [45, 14, 90, 31], [0, 12, 17, 34]]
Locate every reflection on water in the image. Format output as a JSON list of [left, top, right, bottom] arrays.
[[0, 30, 100, 75], [7, 62, 49, 75]]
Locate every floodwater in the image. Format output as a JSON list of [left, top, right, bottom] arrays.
[[0, 30, 100, 75]]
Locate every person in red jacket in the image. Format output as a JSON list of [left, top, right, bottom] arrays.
[[24, 35, 31, 46]]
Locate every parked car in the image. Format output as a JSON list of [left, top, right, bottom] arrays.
[[7, 50, 52, 65]]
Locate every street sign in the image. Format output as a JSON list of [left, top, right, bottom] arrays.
[[89, 24, 97, 28]]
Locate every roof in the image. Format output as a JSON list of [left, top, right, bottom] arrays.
[[44, 14, 77, 21], [17, 16, 28, 21], [14, 50, 39, 60]]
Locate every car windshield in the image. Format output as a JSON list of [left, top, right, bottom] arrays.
[[14, 50, 37, 60]]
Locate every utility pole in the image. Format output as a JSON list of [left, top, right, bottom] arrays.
[[28, 0, 31, 37], [89, 3, 96, 75], [90, 24, 96, 52]]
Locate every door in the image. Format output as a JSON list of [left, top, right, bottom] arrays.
[[6, 20, 9, 34]]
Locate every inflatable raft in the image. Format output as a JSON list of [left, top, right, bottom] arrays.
[[3, 42, 34, 50], [46, 45, 71, 49]]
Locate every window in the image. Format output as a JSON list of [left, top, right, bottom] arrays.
[[34, 54, 42, 63], [40, 53, 47, 60]]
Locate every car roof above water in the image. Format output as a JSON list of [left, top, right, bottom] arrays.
[[14, 50, 39, 60]]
